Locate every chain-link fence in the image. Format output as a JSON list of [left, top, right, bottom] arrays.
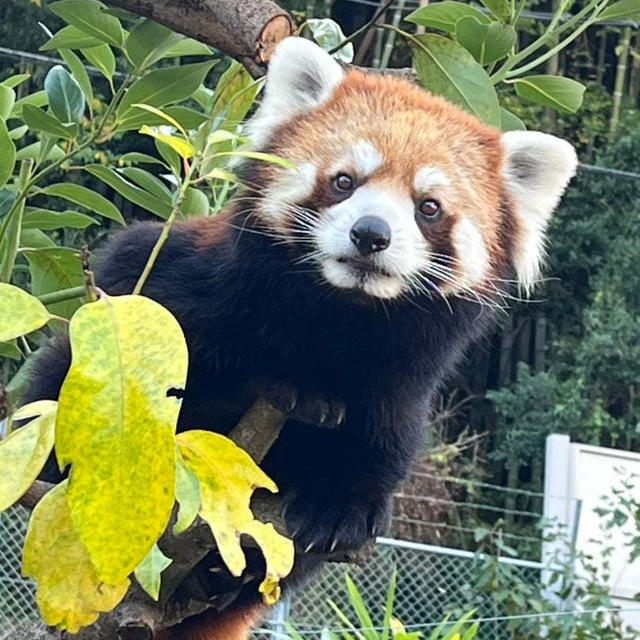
[[0, 504, 549, 640], [0, 506, 37, 639]]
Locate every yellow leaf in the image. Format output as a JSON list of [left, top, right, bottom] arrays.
[[177, 430, 294, 603], [23, 481, 129, 632], [139, 125, 194, 158], [201, 167, 237, 183], [0, 401, 57, 512], [132, 103, 188, 139], [0, 283, 51, 342], [56, 294, 188, 584]]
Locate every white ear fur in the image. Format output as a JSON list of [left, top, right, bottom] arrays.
[[502, 131, 577, 293], [248, 37, 345, 149]]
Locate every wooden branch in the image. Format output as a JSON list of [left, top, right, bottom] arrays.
[[102, 0, 293, 77]]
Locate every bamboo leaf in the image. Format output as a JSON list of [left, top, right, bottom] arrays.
[[56, 294, 188, 584], [177, 430, 295, 605], [23, 481, 130, 632], [0, 283, 51, 342]]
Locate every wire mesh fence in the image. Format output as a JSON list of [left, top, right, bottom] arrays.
[[0, 503, 549, 640]]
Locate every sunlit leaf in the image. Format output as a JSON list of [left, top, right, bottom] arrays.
[[23, 481, 130, 632], [177, 430, 294, 604], [0, 401, 57, 512], [0, 283, 51, 342], [0, 120, 15, 187], [49, 0, 124, 48], [10, 90, 48, 118], [81, 43, 116, 82], [132, 103, 188, 138], [1, 73, 31, 89], [499, 107, 526, 131], [174, 451, 201, 535], [455, 18, 516, 65], [41, 25, 103, 51], [162, 37, 212, 58], [307, 18, 354, 63], [0, 85, 16, 120], [22, 208, 97, 230], [56, 295, 188, 584], [139, 125, 194, 159], [180, 187, 210, 217], [134, 544, 172, 601], [116, 105, 207, 133], [598, 0, 640, 20], [39, 183, 124, 224]]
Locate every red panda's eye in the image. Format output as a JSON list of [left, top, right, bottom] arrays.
[[418, 199, 441, 221], [333, 173, 354, 193]]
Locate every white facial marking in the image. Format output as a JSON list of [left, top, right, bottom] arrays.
[[351, 141, 384, 176], [502, 131, 577, 293], [413, 165, 450, 192], [450, 217, 489, 289], [261, 162, 317, 230], [315, 184, 429, 299]]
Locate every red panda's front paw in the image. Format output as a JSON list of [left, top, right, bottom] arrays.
[[284, 490, 391, 554], [252, 378, 346, 429]]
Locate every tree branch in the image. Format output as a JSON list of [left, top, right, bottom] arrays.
[[102, 0, 294, 77]]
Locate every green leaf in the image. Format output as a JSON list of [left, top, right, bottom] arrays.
[[20, 229, 56, 249], [134, 544, 172, 601], [119, 152, 167, 166], [1, 73, 31, 89], [0, 401, 57, 512], [59, 49, 94, 105], [23, 481, 130, 632], [0, 187, 15, 219], [344, 574, 378, 640], [455, 18, 516, 65], [81, 43, 116, 81], [180, 187, 210, 217], [11, 91, 48, 118], [412, 34, 501, 127], [162, 37, 212, 58], [117, 60, 216, 120], [0, 120, 16, 187], [23, 208, 97, 230], [23, 247, 85, 318], [0, 283, 51, 342], [174, 452, 201, 535], [598, 0, 640, 20], [177, 430, 295, 604], [405, 1, 490, 33], [40, 183, 124, 224], [84, 164, 173, 218], [500, 107, 526, 131], [16, 141, 64, 163], [9, 125, 29, 140], [208, 61, 260, 133], [125, 19, 183, 70], [479, 0, 511, 21], [116, 105, 207, 133], [0, 85, 16, 120], [44, 65, 85, 124], [0, 340, 21, 360], [40, 25, 103, 51], [22, 105, 79, 139], [155, 139, 181, 176], [513, 75, 586, 114], [56, 294, 188, 584], [307, 18, 354, 63], [119, 167, 172, 202], [49, 0, 124, 48]]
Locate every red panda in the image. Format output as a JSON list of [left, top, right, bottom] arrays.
[[23, 37, 577, 640]]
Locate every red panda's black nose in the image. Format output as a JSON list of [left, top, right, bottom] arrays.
[[349, 216, 391, 255]]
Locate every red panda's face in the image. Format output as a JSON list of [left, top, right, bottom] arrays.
[[248, 38, 577, 302]]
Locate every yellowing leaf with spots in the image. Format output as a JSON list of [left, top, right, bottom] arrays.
[[177, 430, 294, 603], [0, 400, 57, 512], [0, 282, 51, 342], [56, 294, 188, 584], [23, 481, 129, 632]]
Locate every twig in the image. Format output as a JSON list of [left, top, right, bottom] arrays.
[[328, 0, 394, 56]]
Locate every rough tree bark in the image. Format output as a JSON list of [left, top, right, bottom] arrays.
[[102, 0, 294, 77]]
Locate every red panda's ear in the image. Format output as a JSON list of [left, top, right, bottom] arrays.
[[501, 131, 577, 293], [249, 37, 345, 148]]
